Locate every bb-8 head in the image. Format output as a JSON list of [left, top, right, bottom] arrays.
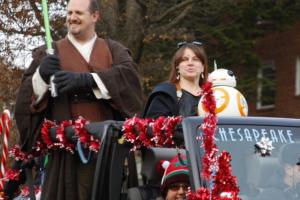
[[209, 68, 236, 87]]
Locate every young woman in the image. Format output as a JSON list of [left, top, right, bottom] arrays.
[[143, 41, 208, 118]]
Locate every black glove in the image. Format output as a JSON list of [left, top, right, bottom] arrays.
[[53, 71, 95, 94], [39, 54, 60, 83]]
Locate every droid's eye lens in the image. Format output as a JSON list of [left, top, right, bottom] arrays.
[[227, 70, 234, 76]]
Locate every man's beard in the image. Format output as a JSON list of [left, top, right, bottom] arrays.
[[69, 24, 81, 36]]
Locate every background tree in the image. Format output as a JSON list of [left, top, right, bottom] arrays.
[[0, 62, 22, 109]]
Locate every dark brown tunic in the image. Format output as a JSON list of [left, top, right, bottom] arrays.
[[14, 37, 143, 200]]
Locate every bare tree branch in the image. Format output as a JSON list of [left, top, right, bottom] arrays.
[[122, 0, 147, 62], [148, 4, 193, 36], [150, 0, 194, 24], [29, 1, 43, 27], [135, 0, 146, 9], [163, 4, 193, 30], [100, 0, 119, 38]]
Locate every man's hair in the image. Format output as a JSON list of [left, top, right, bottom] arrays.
[[89, 0, 100, 13]]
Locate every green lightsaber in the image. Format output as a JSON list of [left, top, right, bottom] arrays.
[[41, 0, 57, 98], [41, 0, 53, 54]]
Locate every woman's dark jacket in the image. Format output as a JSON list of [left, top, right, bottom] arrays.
[[143, 82, 200, 118]]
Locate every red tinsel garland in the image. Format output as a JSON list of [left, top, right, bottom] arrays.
[[9, 143, 47, 166], [41, 120, 57, 149], [5, 143, 47, 185], [9, 145, 33, 163], [122, 116, 182, 150], [74, 117, 100, 152], [151, 116, 166, 147], [187, 187, 210, 200], [1, 117, 101, 187], [41, 119, 75, 153], [164, 116, 181, 146], [20, 185, 41, 197], [137, 118, 153, 148], [122, 116, 151, 150], [200, 82, 218, 180], [39, 117, 101, 154], [56, 120, 75, 153], [188, 82, 240, 200], [212, 151, 240, 200], [122, 116, 139, 144], [0, 169, 21, 182]]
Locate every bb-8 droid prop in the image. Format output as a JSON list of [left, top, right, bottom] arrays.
[[198, 68, 248, 117]]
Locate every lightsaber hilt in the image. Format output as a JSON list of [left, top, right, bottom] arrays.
[[50, 75, 57, 97], [46, 49, 57, 97]]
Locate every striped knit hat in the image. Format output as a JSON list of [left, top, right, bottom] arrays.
[[160, 154, 189, 197]]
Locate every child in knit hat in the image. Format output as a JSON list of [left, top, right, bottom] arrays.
[[158, 154, 190, 200]]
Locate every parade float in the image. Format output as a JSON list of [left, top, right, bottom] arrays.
[[0, 66, 300, 200]]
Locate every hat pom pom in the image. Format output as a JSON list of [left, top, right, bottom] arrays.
[[162, 160, 170, 169], [156, 160, 170, 175]]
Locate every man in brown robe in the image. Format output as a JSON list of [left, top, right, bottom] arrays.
[[14, 0, 143, 199]]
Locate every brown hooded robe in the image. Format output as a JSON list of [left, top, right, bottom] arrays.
[[14, 38, 143, 200]]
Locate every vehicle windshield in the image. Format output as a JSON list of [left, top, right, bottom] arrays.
[[183, 117, 300, 200]]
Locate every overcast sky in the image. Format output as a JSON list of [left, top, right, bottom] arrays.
[[0, 1, 66, 68]]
